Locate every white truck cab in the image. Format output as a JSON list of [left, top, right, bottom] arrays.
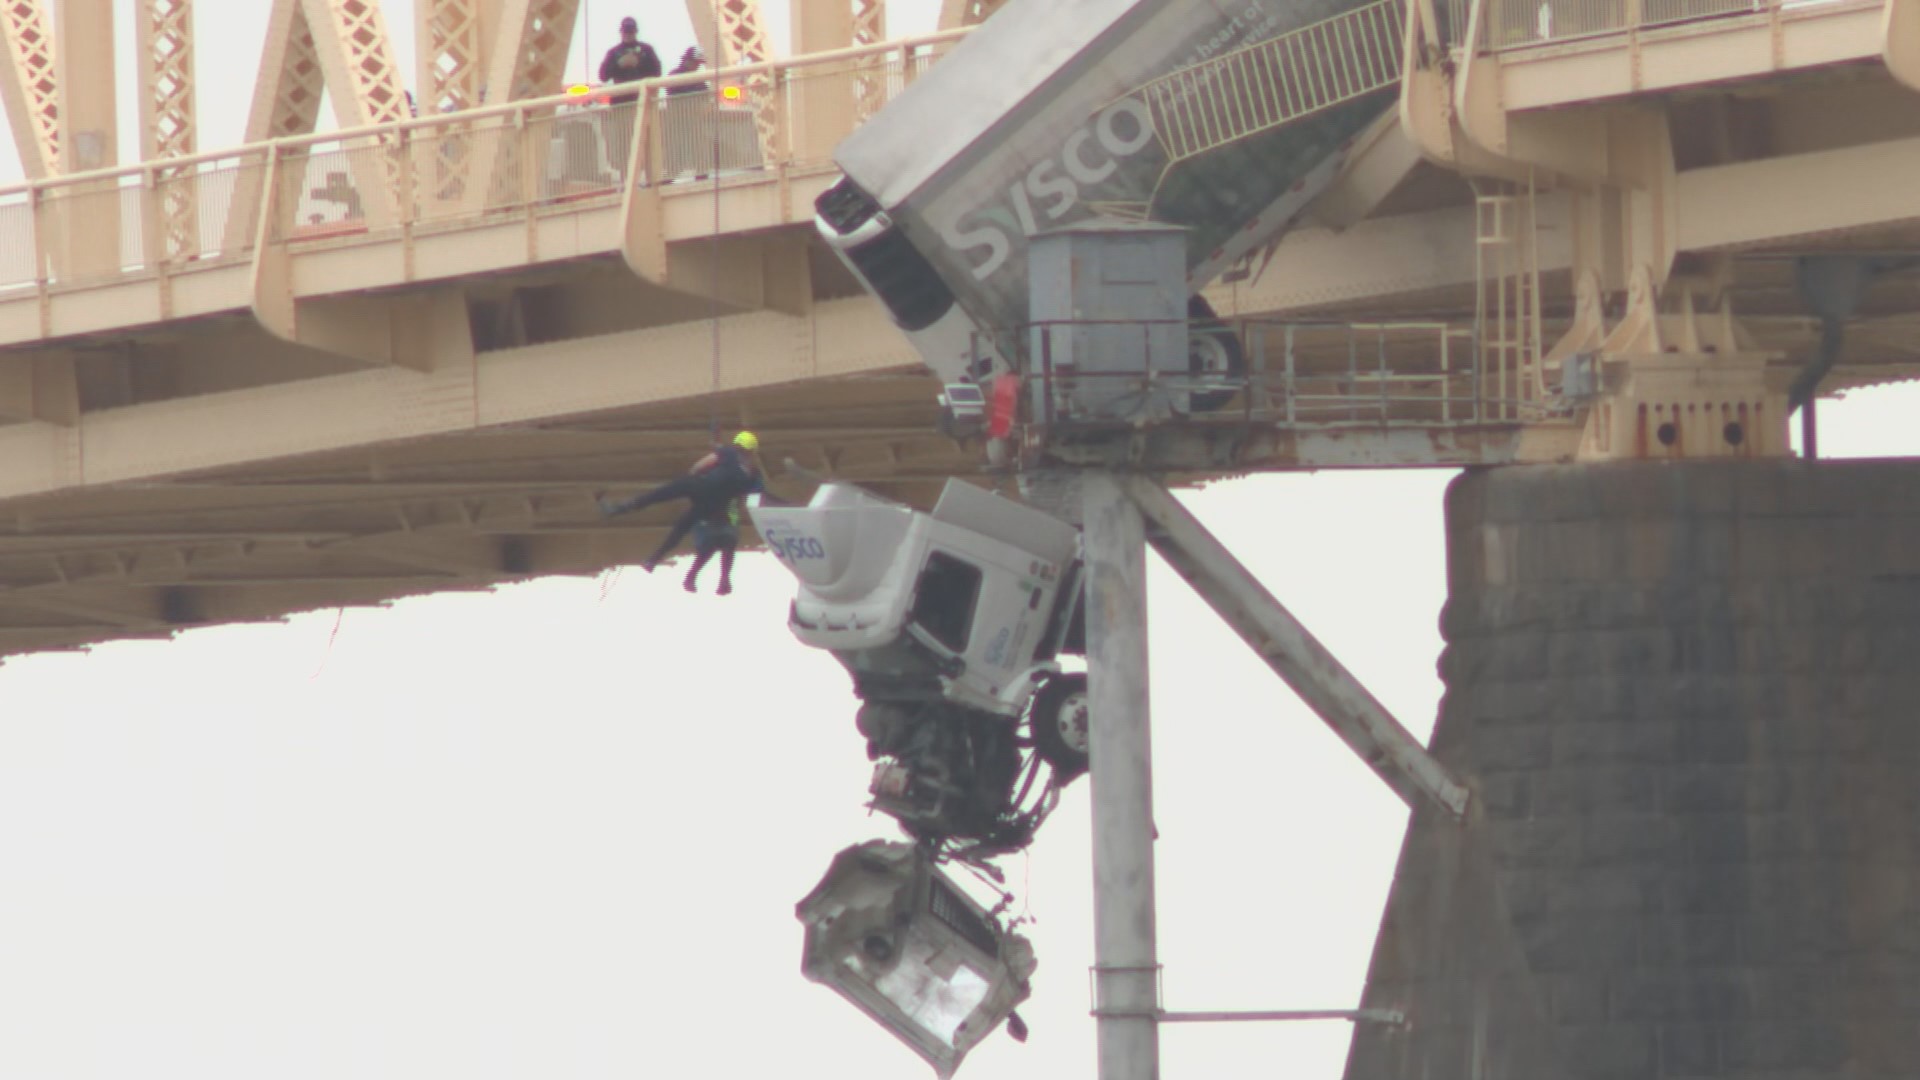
[[750, 479, 1089, 860], [752, 478, 1083, 716]]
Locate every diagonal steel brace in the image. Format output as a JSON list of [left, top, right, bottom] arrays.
[[1122, 475, 1470, 820]]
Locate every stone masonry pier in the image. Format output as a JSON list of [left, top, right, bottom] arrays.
[[1344, 460, 1920, 1080]]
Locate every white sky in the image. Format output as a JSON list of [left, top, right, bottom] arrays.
[[2, 3, 1920, 1078]]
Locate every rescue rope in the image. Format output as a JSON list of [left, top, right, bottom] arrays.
[[308, 607, 345, 680], [705, 1, 724, 445]]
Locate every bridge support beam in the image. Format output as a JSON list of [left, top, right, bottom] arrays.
[[251, 271, 475, 373], [1675, 135, 1920, 253], [937, 0, 1010, 28], [1126, 475, 1471, 818], [623, 170, 813, 313], [1079, 471, 1162, 1080], [1891, 0, 1920, 92], [1306, 115, 1423, 233], [0, 0, 60, 179], [0, 350, 78, 426], [51, 0, 119, 280], [788, 0, 856, 162]]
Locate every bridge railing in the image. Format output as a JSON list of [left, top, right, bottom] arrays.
[[0, 28, 972, 297], [1440, 0, 1875, 51], [1005, 317, 1489, 435]]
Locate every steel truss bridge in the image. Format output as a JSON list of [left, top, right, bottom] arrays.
[[0, 0, 1915, 657]]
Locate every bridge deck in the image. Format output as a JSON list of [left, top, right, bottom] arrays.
[[0, 4, 1916, 659]]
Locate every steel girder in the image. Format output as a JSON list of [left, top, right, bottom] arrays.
[[0, 0, 57, 178], [138, 0, 199, 262], [937, 0, 1010, 29], [482, 0, 580, 105], [418, 0, 501, 116]]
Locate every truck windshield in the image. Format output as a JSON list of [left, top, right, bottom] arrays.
[[910, 551, 983, 652]]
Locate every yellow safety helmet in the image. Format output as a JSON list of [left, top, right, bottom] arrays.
[[733, 431, 760, 452]]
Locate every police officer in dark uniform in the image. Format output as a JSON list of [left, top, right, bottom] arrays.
[[599, 16, 662, 94], [598, 17, 661, 171], [600, 432, 765, 579]]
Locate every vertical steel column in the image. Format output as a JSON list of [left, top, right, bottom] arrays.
[[52, 0, 118, 279], [1080, 471, 1160, 1080], [0, 0, 60, 179]]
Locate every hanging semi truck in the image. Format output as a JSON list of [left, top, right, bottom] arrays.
[[749, 479, 1088, 865], [780, 4, 1408, 1070], [814, 0, 1407, 416]]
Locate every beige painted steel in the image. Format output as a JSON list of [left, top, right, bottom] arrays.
[[51, 0, 119, 280], [418, 0, 502, 115], [853, 0, 886, 43], [1675, 137, 1920, 252], [1494, 0, 1889, 108], [226, 0, 327, 255], [482, 0, 580, 104], [239, 0, 328, 144], [138, 0, 200, 265], [0, 0, 57, 178], [415, 0, 503, 215], [851, 0, 888, 121], [3, 16, 1920, 659], [1891, 0, 1920, 90], [137, 0, 197, 162], [302, 0, 409, 127], [699, 0, 774, 66], [693, 0, 781, 163], [788, 0, 856, 162], [1305, 113, 1423, 230], [937, 0, 1010, 28], [1574, 268, 1790, 459]]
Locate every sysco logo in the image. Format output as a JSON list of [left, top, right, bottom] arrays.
[[938, 98, 1157, 282]]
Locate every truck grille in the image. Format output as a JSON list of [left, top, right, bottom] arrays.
[[929, 876, 1001, 958]]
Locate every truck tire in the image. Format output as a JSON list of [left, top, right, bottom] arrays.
[[1187, 295, 1246, 413], [1030, 673, 1090, 780]]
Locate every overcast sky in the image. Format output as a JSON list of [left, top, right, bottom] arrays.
[[2, 3, 1919, 1079]]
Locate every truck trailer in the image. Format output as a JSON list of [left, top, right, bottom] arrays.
[[814, 0, 1404, 412]]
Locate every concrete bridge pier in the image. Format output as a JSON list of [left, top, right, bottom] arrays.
[[1344, 460, 1920, 1080]]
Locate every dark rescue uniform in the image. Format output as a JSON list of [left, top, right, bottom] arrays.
[[598, 39, 661, 101], [601, 446, 764, 580]]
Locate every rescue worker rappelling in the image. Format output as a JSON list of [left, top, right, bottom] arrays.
[[599, 432, 765, 590]]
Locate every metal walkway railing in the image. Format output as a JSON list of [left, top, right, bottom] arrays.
[[0, 29, 972, 301], [1444, 0, 1878, 53], [1132, 0, 1405, 168]]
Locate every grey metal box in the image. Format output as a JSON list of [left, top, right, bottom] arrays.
[[1027, 220, 1188, 422]]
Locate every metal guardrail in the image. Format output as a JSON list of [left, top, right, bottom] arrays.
[[1132, 0, 1406, 167], [0, 29, 971, 297], [1449, 0, 1871, 52], [994, 317, 1487, 434]]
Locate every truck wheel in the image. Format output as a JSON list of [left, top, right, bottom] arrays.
[[1031, 673, 1090, 779], [1187, 295, 1245, 413]]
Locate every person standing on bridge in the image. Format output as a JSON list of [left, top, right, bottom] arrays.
[[599, 16, 662, 91], [599, 432, 765, 583], [598, 17, 661, 174], [661, 45, 714, 181]]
